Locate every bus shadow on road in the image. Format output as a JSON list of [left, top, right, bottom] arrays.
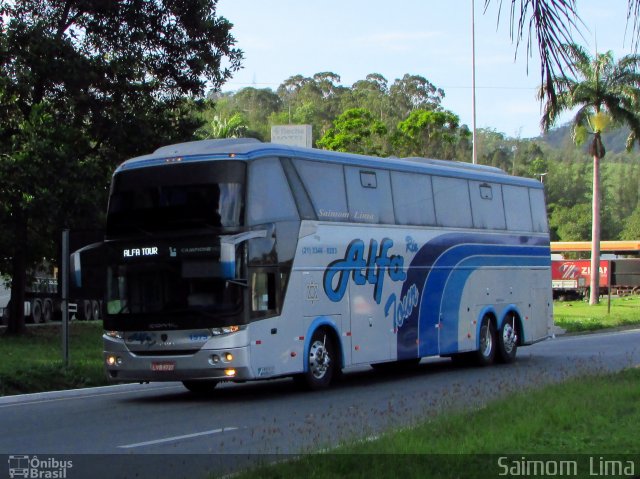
[[120, 355, 535, 405]]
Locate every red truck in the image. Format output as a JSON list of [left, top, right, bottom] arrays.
[[552, 258, 640, 299]]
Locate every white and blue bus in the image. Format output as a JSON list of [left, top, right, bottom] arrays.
[[80, 138, 552, 393]]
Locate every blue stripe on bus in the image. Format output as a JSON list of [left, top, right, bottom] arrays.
[[437, 253, 550, 355], [396, 233, 549, 359]]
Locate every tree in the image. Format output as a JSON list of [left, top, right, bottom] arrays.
[[539, 43, 640, 304], [396, 109, 470, 160], [196, 113, 248, 139], [317, 108, 387, 155], [389, 74, 444, 119], [621, 205, 640, 239], [0, 0, 242, 334]]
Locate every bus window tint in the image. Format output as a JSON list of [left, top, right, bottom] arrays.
[[433, 176, 473, 228], [248, 158, 299, 225], [106, 161, 245, 234], [503, 185, 533, 231], [470, 181, 506, 230], [391, 172, 436, 226], [345, 167, 394, 224], [294, 160, 349, 222], [529, 188, 549, 233]]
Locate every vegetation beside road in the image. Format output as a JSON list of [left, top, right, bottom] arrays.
[[554, 295, 640, 332], [0, 322, 106, 396], [237, 367, 640, 479], [0, 296, 639, 396]]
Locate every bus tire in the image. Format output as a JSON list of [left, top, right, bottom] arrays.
[[42, 299, 53, 323], [82, 300, 93, 321], [297, 328, 336, 390], [496, 314, 518, 363], [475, 316, 496, 366], [91, 300, 101, 321], [31, 299, 43, 324], [182, 380, 218, 395]]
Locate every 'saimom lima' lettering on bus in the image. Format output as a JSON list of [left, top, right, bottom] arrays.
[[73, 139, 553, 393]]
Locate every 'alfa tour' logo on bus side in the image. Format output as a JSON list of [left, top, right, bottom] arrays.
[[323, 238, 406, 304]]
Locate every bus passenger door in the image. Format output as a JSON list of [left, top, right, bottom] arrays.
[[349, 283, 393, 365]]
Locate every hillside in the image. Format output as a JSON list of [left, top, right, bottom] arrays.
[[541, 124, 634, 154]]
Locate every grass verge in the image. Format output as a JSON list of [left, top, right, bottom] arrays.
[[0, 322, 107, 396], [237, 368, 640, 479], [554, 295, 640, 333]]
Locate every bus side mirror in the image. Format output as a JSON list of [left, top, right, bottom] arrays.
[[220, 230, 268, 279], [69, 242, 105, 298]]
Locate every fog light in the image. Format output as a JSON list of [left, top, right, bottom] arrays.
[[224, 368, 236, 377], [224, 352, 233, 362], [106, 355, 120, 367]]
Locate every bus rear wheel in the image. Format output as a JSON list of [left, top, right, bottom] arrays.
[[296, 329, 336, 390], [182, 380, 218, 395], [497, 314, 518, 363], [475, 316, 496, 366]]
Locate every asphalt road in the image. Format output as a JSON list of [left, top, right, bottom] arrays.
[[1, 328, 639, 479]]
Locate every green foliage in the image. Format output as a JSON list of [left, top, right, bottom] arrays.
[[317, 108, 387, 155], [621, 206, 640, 240], [0, 322, 106, 396], [239, 368, 640, 478], [196, 112, 248, 139], [549, 203, 592, 241], [0, 0, 241, 333], [554, 296, 640, 332], [396, 109, 469, 159]]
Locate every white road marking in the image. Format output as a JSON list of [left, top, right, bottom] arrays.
[[118, 427, 239, 449], [0, 384, 183, 409]]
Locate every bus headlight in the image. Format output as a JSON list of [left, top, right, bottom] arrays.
[[211, 325, 243, 336], [104, 330, 124, 340]]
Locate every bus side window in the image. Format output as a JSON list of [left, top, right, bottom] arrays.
[[345, 167, 394, 224], [433, 176, 472, 228], [391, 171, 436, 226], [248, 158, 299, 225], [529, 188, 549, 233], [470, 181, 506, 230], [294, 160, 349, 221], [503, 185, 533, 231]]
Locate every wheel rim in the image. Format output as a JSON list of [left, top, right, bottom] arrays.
[[309, 338, 331, 379], [480, 323, 493, 358], [502, 320, 517, 355]]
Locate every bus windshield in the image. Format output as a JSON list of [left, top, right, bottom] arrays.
[[106, 161, 245, 236], [106, 257, 244, 326]]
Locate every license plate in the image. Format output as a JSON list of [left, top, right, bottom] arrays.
[[151, 362, 175, 372]]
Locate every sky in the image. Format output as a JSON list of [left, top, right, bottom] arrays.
[[216, 0, 634, 139]]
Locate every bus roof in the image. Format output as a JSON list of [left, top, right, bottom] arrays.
[[115, 138, 542, 188]]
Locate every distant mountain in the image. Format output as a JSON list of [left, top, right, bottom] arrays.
[[540, 124, 633, 154]]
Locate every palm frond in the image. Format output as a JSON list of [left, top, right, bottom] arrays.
[[485, 0, 580, 108]]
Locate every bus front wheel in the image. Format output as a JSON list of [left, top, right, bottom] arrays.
[[296, 328, 336, 390]]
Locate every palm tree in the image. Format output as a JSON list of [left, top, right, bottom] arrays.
[[196, 113, 248, 139], [538, 43, 640, 304], [486, 0, 640, 108]]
